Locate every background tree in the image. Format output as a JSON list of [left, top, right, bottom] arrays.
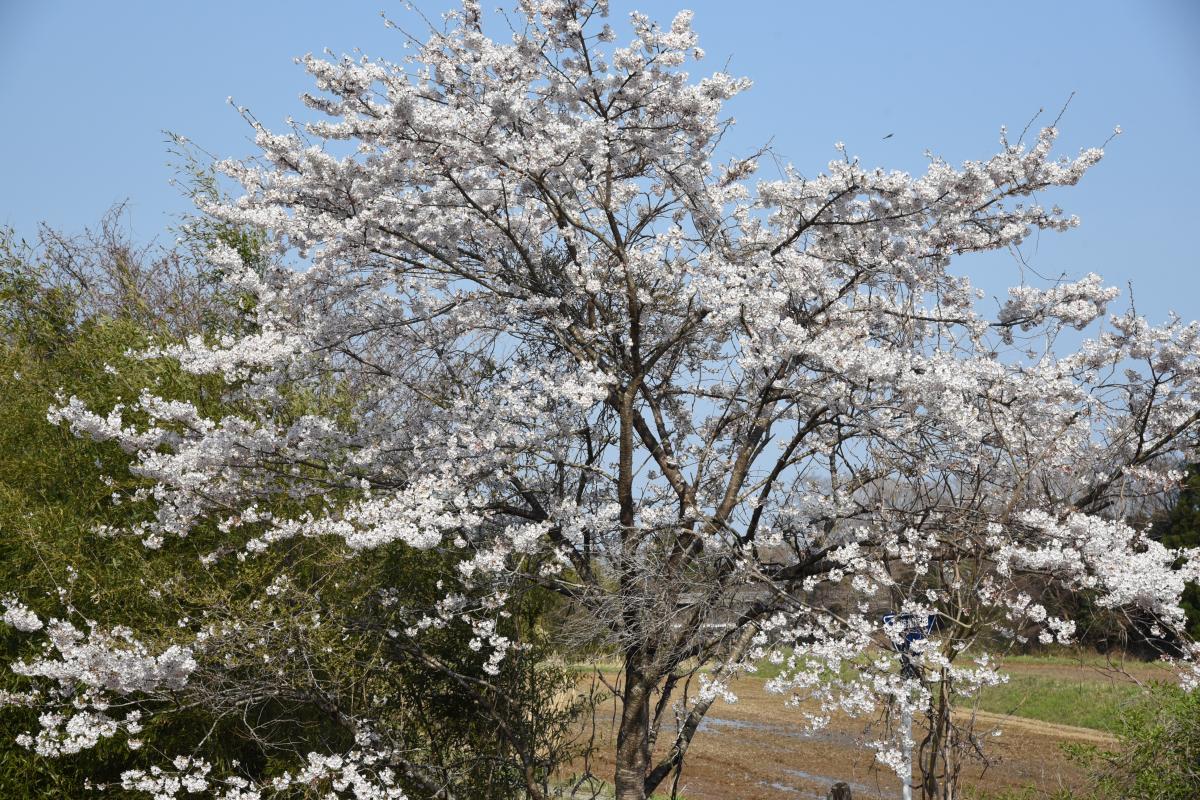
[[1152, 463, 1200, 639], [0, 214, 240, 796], [0, 212, 587, 799]]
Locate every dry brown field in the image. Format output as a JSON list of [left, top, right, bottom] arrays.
[[566, 658, 1168, 799]]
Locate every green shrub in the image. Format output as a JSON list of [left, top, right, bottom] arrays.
[[1067, 682, 1200, 799], [0, 222, 591, 798]]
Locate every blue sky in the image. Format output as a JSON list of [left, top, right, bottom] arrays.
[[2, 1, 1198, 322]]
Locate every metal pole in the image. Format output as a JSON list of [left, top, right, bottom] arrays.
[[900, 701, 913, 800]]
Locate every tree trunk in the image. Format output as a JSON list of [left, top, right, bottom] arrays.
[[614, 662, 652, 800]]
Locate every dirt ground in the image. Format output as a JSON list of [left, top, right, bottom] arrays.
[[567, 660, 1139, 799]]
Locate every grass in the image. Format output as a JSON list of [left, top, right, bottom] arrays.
[[572, 650, 1164, 733], [976, 673, 1143, 732], [752, 653, 1148, 732], [1001, 649, 1173, 671]]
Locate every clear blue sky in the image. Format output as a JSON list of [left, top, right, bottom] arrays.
[[2, 1, 1198, 321]]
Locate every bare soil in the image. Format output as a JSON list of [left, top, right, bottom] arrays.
[[568, 660, 1133, 799]]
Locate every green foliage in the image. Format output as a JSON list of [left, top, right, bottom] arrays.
[[1151, 464, 1200, 640], [1155, 465, 1200, 550], [1067, 682, 1200, 800], [0, 227, 249, 797], [0, 224, 590, 798]]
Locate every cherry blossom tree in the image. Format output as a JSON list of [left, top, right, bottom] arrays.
[[4, 1, 1200, 799]]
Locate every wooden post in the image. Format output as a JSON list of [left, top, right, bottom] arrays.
[[828, 781, 852, 800]]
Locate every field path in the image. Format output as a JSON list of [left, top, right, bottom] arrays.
[[959, 708, 1117, 746]]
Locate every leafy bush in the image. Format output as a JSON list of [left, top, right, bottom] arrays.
[[0, 220, 591, 798], [1066, 682, 1200, 799]]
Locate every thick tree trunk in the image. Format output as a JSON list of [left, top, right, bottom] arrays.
[[614, 662, 652, 800]]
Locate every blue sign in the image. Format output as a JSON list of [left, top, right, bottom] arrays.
[[883, 612, 935, 646]]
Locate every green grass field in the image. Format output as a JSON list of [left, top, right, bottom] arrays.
[[976, 673, 1143, 732]]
